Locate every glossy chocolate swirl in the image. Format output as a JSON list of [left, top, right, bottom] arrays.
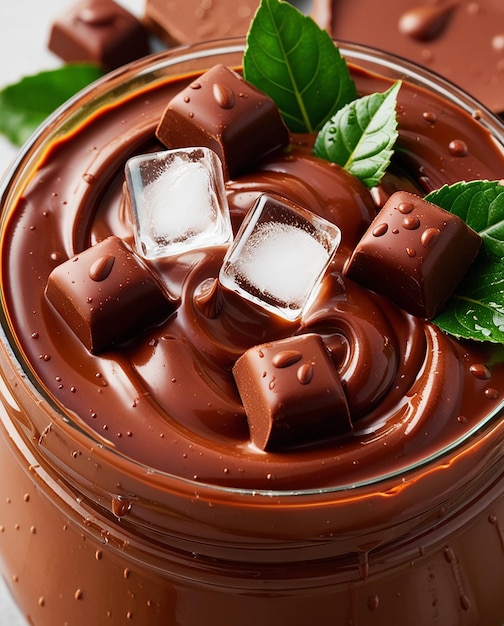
[[2, 65, 504, 491]]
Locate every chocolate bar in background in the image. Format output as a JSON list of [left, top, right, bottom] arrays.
[[48, 0, 151, 69], [310, 0, 504, 116]]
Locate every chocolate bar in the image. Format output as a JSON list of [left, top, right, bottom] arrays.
[[45, 236, 174, 353], [156, 64, 289, 179], [48, 0, 150, 70], [233, 333, 351, 450], [344, 191, 482, 319]]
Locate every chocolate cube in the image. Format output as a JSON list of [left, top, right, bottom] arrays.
[[344, 191, 482, 318], [45, 236, 174, 353], [155, 64, 289, 180], [48, 0, 150, 70], [233, 333, 351, 451]]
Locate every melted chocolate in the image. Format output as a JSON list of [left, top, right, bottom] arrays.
[[1, 63, 504, 495]]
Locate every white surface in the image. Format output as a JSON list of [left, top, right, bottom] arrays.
[[0, 2, 144, 623]]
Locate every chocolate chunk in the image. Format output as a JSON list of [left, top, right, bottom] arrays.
[[155, 64, 289, 180], [233, 333, 351, 451], [45, 236, 174, 353], [48, 0, 150, 70], [144, 0, 261, 46], [344, 191, 482, 319]]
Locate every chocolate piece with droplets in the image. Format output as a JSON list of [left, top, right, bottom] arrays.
[[233, 333, 351, 451], [45, 236, 174, 354], [155, 64, 289, 180], [48, 0, 150, 70], [344, 191, 482, 319]]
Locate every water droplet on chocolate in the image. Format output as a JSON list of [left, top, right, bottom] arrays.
[[372, 223, 388, 237], [469, 363, 491, 379], [422, 111, 437, 124], [448, 139, 469, 156], [421, 227, 441, 247], [297, 362, 314, 385], [492, 34, 504, 51], [406, 247, 416, 257], [272, 350, 302, 368], [77, 6, 117, 26], [484, 387, 499, 400], [213, 82, 235, 109], [82, 173, 95, 184], [112, 497, 131, 518], [89, 254, 115, 281], [398, 3, 457, 41], [398, 201, 415, 214], [402, 215, 420, 230], [190, 82, 201, 89]]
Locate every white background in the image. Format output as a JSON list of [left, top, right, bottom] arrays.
[[0, 2, 144, 623]]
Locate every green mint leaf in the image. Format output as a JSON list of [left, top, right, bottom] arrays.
[[426, 180, 504, 343], [313, 80, 401, 188], [433, 257, 504, 343], [243, 0, 356, 133], [425, 180, 504, 259], [0, 64, 104, 146]]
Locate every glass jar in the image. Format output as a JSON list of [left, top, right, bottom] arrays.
[[1, 38, 504, 626]]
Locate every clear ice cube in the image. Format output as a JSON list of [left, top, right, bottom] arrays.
[[219, 194, 341, 321], [125, 147, 232, 259]]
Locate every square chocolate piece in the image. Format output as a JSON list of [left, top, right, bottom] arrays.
[[48, 0, 150, 70], [344, 191, 482, 319], [155, 64, 289, 180], [45, 236, 174, 353], [233, 333, 351, 451]]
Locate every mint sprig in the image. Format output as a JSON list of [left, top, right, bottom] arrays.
[[313, 81, 401, 189], [426, 181, 504, 343], [0, 64, 104, 146], [432, 257, 504, 343], [243, 0, 356, 133]]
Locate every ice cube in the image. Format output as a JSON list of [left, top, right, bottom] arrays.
[[219, 194, 341, 321], [125, 147, 232, 259]]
